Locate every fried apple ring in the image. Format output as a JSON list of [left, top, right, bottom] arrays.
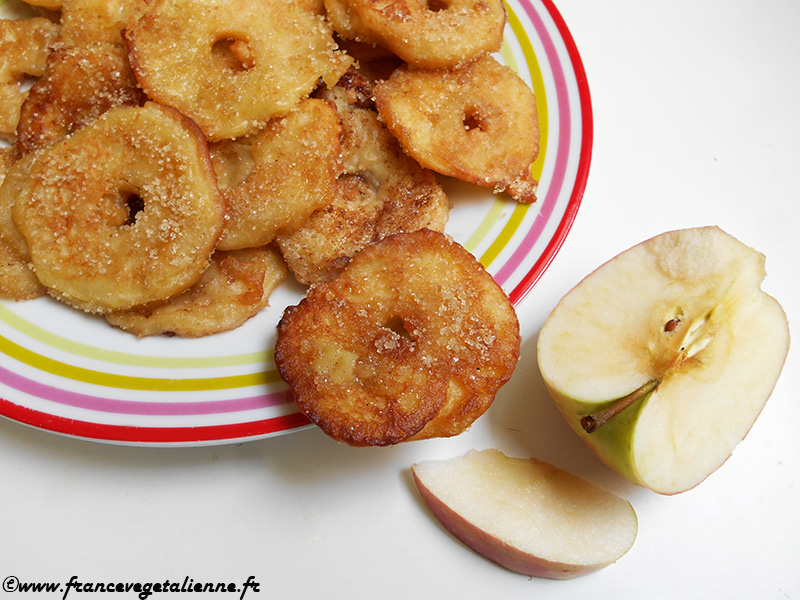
[[125, 0, 351, 140], [275, 104, 449, 285], [12, 102, 225, 313], [0, 150, 46, 300], [375, 56, 540, 203], [0, 17, 60, 140], [209, 98, 343, 251], [106, 246, 287, 337], [275, 228, 520, 446], [16, 42, 145, 154], [326, 0, 505, 68]]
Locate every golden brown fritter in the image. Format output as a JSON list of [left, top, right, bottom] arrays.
[[12, 102, 225, 313], [326, 0, 505, 68], [375, 56, 540, 203], [0, 148, 46, 300], [275, 228, 520, 446], [275, 104, 449, 285]]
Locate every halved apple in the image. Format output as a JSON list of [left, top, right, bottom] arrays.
[[537, 226, 790, 495], [411, 449, 638, 579]]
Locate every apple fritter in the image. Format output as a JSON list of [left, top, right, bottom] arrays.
[[106, 246, 287, 337], [375, 55, 540, 203], [326, 0, 505, 68], [0, 17, 60, 140], [275, 228, 520, 446], [275, 105, 449, 285], [124, 0, 351, 141], [16, 41, 145, 154], [0, 149, 46, 300], [277, 68, 448, 284], [210, 98, 343, 251], [12, 102, 225, 313]]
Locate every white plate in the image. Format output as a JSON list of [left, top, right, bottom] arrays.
[[0, 0, 592, 446]]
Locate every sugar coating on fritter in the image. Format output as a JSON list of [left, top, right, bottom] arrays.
[[275, 228, 520, 446], [1, 0, 539, 353], [58, 0, 141, 46], [16, 41, 145, 154]]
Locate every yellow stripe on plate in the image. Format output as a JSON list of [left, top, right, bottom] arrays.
[[0, 304, 270, 369], [0, 332, 277, 391]]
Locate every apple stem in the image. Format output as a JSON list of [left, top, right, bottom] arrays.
[[580, 378, 661, 433]]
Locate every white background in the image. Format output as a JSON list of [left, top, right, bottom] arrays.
[[2, 1, 799, 599]]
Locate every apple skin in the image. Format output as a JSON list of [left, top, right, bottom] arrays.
[[536, 226, 791, 495], [412, 469, 609, 579]]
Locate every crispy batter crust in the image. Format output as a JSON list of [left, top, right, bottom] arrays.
[[275, 228, 520, 446], [58, 0, 143, 46], [210, 98, 343, 251], [0, 149, 46, 300]]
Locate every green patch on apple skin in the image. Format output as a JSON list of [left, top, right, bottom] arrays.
[[549, 383, 655, 487]]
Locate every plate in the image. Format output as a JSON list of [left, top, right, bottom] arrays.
[[0, 0, 592, 446]]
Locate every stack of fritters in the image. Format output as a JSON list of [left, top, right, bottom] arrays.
[[0, 0, 532, 442]]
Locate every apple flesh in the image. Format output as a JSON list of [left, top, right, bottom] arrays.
[[411, 448, 638, 579], [537, 226, 790, 495]]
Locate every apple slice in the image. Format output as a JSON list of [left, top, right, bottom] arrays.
[[411, 449, 638, 579], [537, 226, 790, 495]]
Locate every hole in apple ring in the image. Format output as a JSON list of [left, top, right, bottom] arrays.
[[425, 0, 452, 11], [383, 316, 415, 341], [211, 37, 255, 73]]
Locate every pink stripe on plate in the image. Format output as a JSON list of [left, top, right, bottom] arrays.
[[0, 364, 292, 416], [494, 0, 572, 285]]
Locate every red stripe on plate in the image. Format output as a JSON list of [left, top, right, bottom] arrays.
[[0, 397, 311, 444]]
